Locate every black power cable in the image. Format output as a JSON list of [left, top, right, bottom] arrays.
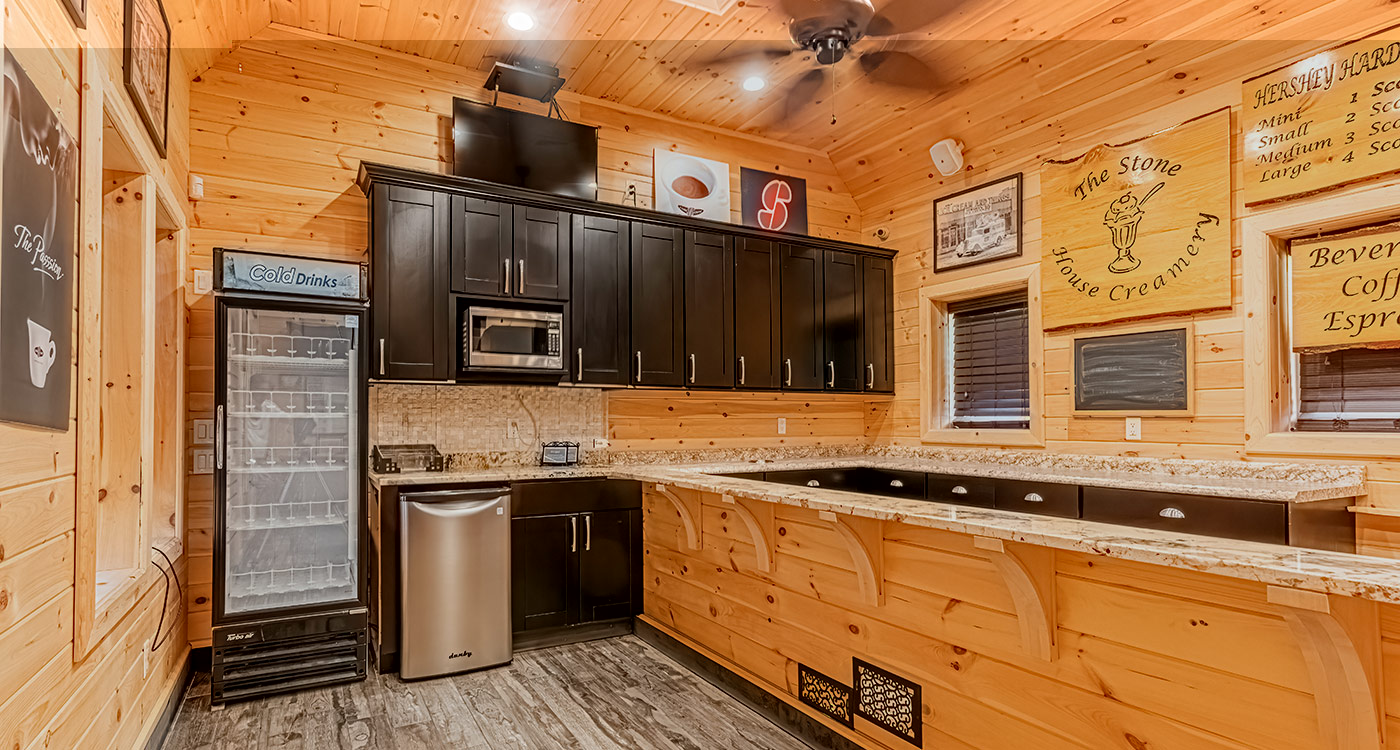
[[150, 546, 184, 652]]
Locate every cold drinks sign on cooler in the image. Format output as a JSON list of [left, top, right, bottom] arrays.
[[1244, 27, 1400, 205], [1040, 109, 1232, 330], [740, 168, 808, 235]]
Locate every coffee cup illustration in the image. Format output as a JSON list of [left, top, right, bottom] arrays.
[[27, 318, 56, 389], [1103, 181, 1164, 274], [660, 155, 718, 217]]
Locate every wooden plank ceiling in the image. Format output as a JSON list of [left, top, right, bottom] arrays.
[[167, 0, 1369, 187]]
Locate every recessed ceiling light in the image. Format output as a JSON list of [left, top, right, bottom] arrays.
[[506, 11, 535, 31], [742, 76, 766, 92]]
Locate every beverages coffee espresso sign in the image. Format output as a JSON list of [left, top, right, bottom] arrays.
[[1040, 109, 1232, 330], [1291, 224, 1400, 351], [1244, 26, 1400, 205]]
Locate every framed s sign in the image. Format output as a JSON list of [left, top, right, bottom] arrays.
[[741, 167, 808, 235]]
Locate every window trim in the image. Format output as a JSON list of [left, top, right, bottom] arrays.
[[1243, 174, 1400, 457], [919, 264, 1044, 447]]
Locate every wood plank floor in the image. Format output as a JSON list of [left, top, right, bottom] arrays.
[[161, 636, 814, 749]]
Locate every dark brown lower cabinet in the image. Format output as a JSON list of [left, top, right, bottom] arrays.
[[578, 510, 637, 622], [510, 514, 576, 632]]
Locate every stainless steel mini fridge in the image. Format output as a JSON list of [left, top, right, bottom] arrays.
[[398, 487, 513, 680], [211, 249, 369, 704]]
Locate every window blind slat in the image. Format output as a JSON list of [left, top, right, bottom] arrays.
[[949, 293, 1030, 430], [1296, 348, 1400, 432]]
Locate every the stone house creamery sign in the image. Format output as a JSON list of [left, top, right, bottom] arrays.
[[1040, 109, 1232, 330], [1244, 26, 1400, 205], [1291, 224, 1400, 352]]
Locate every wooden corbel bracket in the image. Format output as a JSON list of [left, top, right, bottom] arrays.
[[973, 536, 1056, 661], [817, 511, 884, 606], [721, 494, 775, 573], [1267, 586, 1383, 750], [654, 484, 701, 550]]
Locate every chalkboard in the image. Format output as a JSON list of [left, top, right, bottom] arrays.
[[1073, 325, 1193, 415]]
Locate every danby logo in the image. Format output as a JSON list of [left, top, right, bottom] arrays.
[[226, 631, 255, 641], [248, 262, 340, 289], [449, 650, 473, 660]]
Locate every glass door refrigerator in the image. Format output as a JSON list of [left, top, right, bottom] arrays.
[[211, 249, 369, 704]]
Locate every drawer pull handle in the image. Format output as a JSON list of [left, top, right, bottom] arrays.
[[1159, 507, 1186, 519], [951, 485, 968, 495], [806, 480, 820, 487], [889, 479, 904, 488], [1024, 493, 1045, 503]]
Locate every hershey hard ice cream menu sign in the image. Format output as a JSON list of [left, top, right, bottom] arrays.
[[1244, 27, 1400, 205]]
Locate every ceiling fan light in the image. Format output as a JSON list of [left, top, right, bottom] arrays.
[[506, 11, 535, 31], [742, 76, 766, 92]]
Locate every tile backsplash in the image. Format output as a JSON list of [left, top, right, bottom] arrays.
[[370, 384, 606, 465]]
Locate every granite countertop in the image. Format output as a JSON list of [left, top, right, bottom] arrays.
[[368, 445, 1395, 603]]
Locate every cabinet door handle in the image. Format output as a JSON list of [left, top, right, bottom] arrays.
[[635, 351, 642, 382], [1024, 493, 1045, 503], [827, 361, 835, 388], [738, 356, 746, 386], [518, 259, 526, 294], [215, 405, 224, 470], [503, 259, 511, 295], [806, 479, 820, 487], [689, 354, 696, 384], [784, 358, 792, 387], [584, 514, 592, 551], [571, 515, 578, 553], [951, 485, 968, 495], [866, 363, 875, 390], [577, 347, 584, 380], [378, 338, 386, 376], [889, 479, 904, 488], [1159, 507, 1186, 519]]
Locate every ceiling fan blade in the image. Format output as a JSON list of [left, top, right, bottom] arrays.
[[689, 46, 795, 68], [858, 50, 941, 90], [779, 0, 839, 20], [774, 68, 828, 125], [866, 0, 960, 36]]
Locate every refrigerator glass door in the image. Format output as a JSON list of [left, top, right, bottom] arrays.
[[222, 305, 360, 616]]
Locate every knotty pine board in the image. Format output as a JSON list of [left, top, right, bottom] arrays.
[[642, 486, 1375, 750], [181, 27, 876, 645]]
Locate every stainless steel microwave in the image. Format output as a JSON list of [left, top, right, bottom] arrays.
[[463, 305, 564, 370]]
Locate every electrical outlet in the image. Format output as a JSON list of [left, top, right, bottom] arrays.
[[777, 417, 787, 435], [1125, 417, 1142, 441], [507, 420, 520, 440], [593, 437, 609, 449]]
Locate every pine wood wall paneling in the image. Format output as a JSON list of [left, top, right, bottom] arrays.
[[643, 486, 1375, 750], [182, 25, 874, 645]]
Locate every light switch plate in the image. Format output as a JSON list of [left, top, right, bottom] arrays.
[[777, 417, 787, 435], [192, 449, 214, 474], [193, 269, 213, 295], [1125, 417, 1142, 441], [192, 418, 214, 445]]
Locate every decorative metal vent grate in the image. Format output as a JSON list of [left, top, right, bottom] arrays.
[[854, 658, 922, 746], [797, 664, 854, 727]]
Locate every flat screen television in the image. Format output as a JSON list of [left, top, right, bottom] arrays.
[[452, 98, 599, 200]]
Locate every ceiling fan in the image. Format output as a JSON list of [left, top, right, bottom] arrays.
[[696, 0, 966, 124]]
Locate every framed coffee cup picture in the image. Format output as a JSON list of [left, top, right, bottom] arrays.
[[1, 50, 78, 431], [654, 149, 731, 220]]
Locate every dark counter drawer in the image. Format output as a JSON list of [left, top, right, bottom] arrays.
[[1081, 487, 1287, 545], [994, 479, 1080, 518], [513, 479, 642, 517], [764, 469, 855, 491], [853, 468, 925, 500], [926, 474, 995, 508]]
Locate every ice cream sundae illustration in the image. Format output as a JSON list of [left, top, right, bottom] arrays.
[[1102, 182, 1164, 274]]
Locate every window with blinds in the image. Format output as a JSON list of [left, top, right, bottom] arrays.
[[947, 292, 1030, 430], [1296, 347, 1400, 432]]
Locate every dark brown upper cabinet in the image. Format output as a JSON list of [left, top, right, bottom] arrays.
[[571, 215, 630, 385], [824, 250, 864, 392], [630, 223, 685, 386], [733, 237, 781, 390], [861, 255, 895, 393], [779, 244, 824, 390], [451, 197, 569, 301], [683, 231, 735, 388], [371, 184, 451, 380]]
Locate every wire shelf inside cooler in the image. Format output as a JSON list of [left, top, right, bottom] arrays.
[[227, 561, 357, 602], [227, 499, 351, 531]]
